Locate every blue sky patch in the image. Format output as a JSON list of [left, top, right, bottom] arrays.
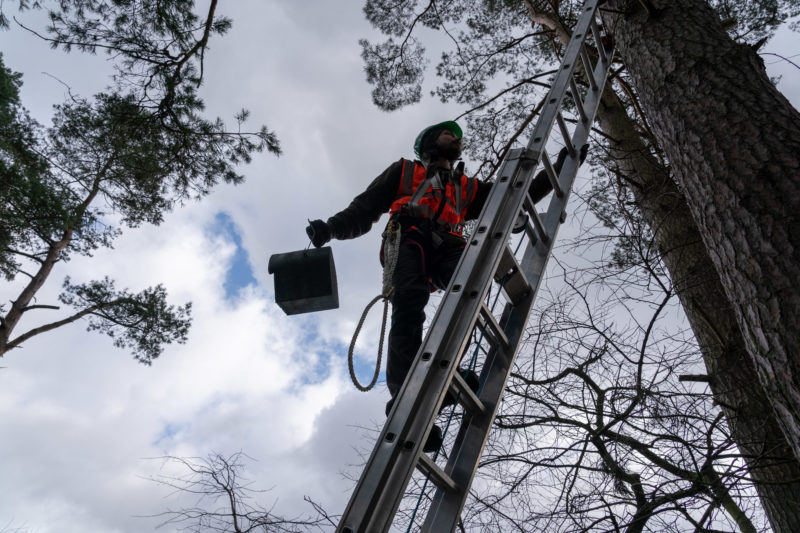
[[211, 212, 258, 300], [153, 422, 183, 446], [289, 335, 386, 389]]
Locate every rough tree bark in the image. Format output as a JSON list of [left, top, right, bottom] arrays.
[[597, 86, 800, 530], [603, 0, 800, 464], [524, 6, 800, 526]]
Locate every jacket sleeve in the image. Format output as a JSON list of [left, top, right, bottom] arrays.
[[464, 179, 492, 220], [529, 147, 570, 202], [465, 148, 571, 219], [326, 159, 403, 240]]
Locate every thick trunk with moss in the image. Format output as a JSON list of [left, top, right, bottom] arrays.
[[597, 86, 800, 530], [604, 0, 800, 465]]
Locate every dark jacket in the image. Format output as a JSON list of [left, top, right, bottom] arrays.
[[326, 158, 556, 242]]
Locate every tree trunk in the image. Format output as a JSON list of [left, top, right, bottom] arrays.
[[523, 6, 800, 526], [603, 0, 800, 466], [597, 86, 800, 530]]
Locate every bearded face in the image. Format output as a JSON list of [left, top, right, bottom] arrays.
[[434, 129, 463, 161]]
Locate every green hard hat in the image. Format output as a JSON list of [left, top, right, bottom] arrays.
[[413, 120, 462, 159]]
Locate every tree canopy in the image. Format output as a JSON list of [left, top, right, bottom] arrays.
[[0, 0, 279, 363], [358, 0, 800, 530]]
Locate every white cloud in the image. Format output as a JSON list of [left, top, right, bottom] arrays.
[[0, 200, 380, 531]]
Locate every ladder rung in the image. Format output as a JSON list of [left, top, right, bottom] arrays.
[[417, 454, 459, 493], [540, 152, 565, 197], [556, 112, 576, 158], [494, 246, 531, 305], [569, 78, 588, 123], [336, 2, 615, 529], [478, 303, 510, 351], [450, 372, 487, 416], [523, 194, 550, 244], [590, 19, 607, 64], [580, 44, 597, 90]]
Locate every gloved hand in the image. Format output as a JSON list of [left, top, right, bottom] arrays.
[[554, 145, 589, 169], [554, 146, 569, 171], [306, 219, 331, 248]]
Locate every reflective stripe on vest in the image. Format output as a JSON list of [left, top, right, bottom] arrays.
[[390, 159, 477, 235]]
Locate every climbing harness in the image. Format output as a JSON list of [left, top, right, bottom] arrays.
[[348, 219, 402, 391], [348, 163, 467, 391]]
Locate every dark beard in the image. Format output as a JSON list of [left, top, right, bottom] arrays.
[[438, 142, 462, 161]]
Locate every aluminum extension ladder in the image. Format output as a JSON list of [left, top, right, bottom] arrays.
[[338, 2, 614, 531]]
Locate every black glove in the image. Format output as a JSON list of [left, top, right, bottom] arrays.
[[306, 219, 331, 248], [554, 146, 569, 171], [554, 145, 589, 170]]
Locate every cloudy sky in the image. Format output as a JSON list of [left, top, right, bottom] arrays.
[[1, 2, 799, 532]]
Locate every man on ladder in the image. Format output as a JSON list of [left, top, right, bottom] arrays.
[[306, 121, 579, 452]]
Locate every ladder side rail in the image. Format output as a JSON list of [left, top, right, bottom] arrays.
[[417, 150, 565, 532], [423, 144, 591, 529], [422, 160, 574, 532], [363, 150, 543, 530], [422, 293, 536, 532], [421, 150, 577, 533], [408, 152, 546, 532], [521, 0, 604, 159], [423, 14, 615, 532], [520, 40, 613, 278], [337, 2, 611, 530], [337, 149, 537, 533]]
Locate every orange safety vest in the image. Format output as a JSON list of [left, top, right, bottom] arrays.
[[389, 159, 477, 236]]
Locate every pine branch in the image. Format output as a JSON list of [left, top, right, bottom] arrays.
[[3, 303, 102, 354]]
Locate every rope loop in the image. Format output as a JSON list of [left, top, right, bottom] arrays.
[[348, 221, 402, 392]]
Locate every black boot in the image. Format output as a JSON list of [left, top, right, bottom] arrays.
[[423, 425, 444, 453], [383, 400, 444, 454], [385, 368, 479, 417]]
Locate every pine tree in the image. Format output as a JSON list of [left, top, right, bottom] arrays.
[[0, 1, 279, 363], [602, 0, 800, 465], [359, 0, 800, 528]]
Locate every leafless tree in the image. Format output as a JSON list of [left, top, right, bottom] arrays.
[[357, 0, 800, 528], [143, 452, 335, 533], [390, 184, 773, 531]]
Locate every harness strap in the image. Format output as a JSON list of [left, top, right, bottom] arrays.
[[453, 179, 462, 228], [453, 161, 465, 221], [407, 163, 437, 211], [400, 161, 471, 234]]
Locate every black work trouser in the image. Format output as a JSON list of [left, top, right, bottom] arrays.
[[386, 231, 465, 398]]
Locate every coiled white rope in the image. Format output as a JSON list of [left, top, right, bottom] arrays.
[[348, 221, 402, 391]]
